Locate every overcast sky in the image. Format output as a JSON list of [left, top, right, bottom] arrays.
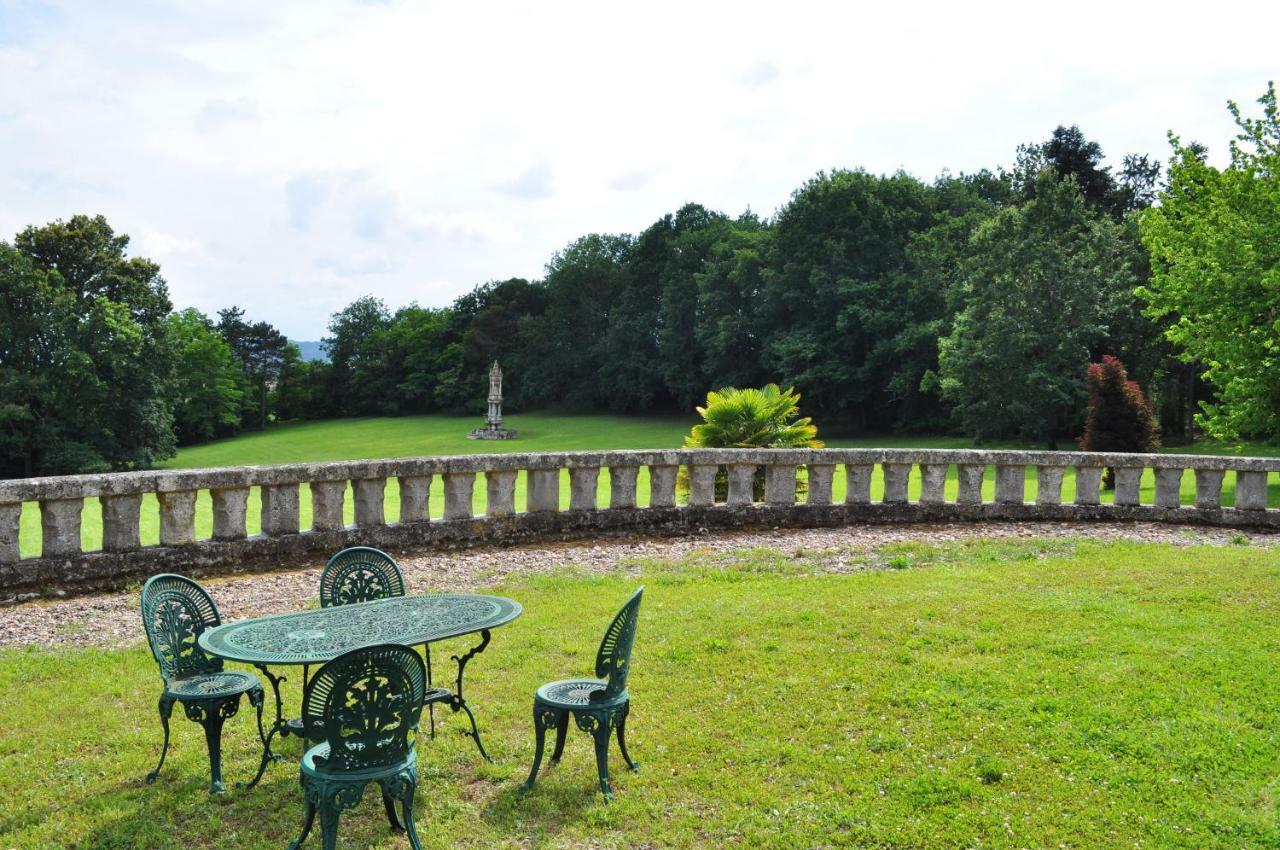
[[1, 1, 1277, 338]]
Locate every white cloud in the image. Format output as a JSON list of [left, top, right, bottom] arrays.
[[0, 0, 1276, 337]]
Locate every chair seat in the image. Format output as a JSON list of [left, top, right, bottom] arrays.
[[535, 678, 628, 709], [302, 741, 417, 782], [165, 671, 260, 700]]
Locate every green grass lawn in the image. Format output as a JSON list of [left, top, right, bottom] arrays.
[[2, 538, 1279, 847], [12, 413, 1280, 558]]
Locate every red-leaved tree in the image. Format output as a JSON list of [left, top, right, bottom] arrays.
[[1079, 356, 1160, 486]]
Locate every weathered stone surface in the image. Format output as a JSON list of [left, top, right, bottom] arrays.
[[1035, 466, 1064, 506], [919, 464, 947, 504], [353, 477, 386, 527], [101, 494, 142, 552], [569, 467, 600, 511], [0, 503, 20, 564], [608, 466, 638, 509], [443, 472, 475, 520], [806, 464, 835, 506], [1194, 469, 1225, 509], [844, 464, 872, 504], [995, 465, 1025, 505], [261, 484, 301, 536], [1236, 470, 1268, 511], [158, 490, 197, 546], [41, 498, 83, 557], [1154, 468, 1184, 509], [726, 464, 756, 506], [485, 471, 516, 517], [882, 463, 910, 504], [398, 475, 431, 523], [309, 481, 345, 531], [764, 465, 796, 506], [1114, 468, 1143, 507], [527, 469, 560, 513], [956, 464, 985, 505], [688, 465, 718, 507], [648, 465, 678, 508], [1075, 467, 1102, 505], [212, 487, 250, 539]]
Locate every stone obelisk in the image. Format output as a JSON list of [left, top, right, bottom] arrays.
[[468, 361, 518, 439]]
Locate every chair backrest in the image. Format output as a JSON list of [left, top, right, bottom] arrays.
[[592, 587, 644, 702], [139, 573, 224, 681], [302, 644, 426, 772], [319, 547, 406, 608]]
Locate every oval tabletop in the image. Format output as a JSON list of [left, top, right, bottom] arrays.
[[198, 593, 522, 666]]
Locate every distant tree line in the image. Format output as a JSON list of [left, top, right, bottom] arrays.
[[2, 86, 1276, 478]]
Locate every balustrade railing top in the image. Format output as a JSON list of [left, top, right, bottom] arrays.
[[1, 448, 1277, 597]]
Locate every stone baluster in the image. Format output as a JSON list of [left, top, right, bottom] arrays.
[[40, 498, 83, 557], [764, 465, 796, 505], [353, 477, 386, 527], [806, 464, 835, 506], [442, 472, 475, 520], [485, 471, 517, 517], [882, 463, 911, 504], [955, 464, 985, 505], [309, 480, 346, 532], [1154, 468, 1184, 509], [608, 466, 639, 509], [569, 467, 600, 511], [687, 464, 718, 507], [726, 464, 756, 506], [398, 474, 432, 523], [261, 483, 301, 536], [0, 502, 21, 563], [1113, 468, 1143, 507], [648, 465, 678, 508], [158, 490, 197, 546], [844, 464, 873, 504], [527, 469, 560, 513], [1035, 466, 1064, 506], [919, 464, 947, 504], [212, 487, 250, 539], [1235, 470, 1268, 511], [1194, 469, 1225, 509], [1075, 467, 1102, 505], [101, 494, 142, 552], [994, 465, 1025, 505]]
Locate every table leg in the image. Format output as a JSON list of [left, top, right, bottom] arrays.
[[449, 629, 492, 762], [426, 645, 435, 739], [246, 664, 289, 787]]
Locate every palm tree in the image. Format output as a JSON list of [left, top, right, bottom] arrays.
[[680, 384, 823, 500]]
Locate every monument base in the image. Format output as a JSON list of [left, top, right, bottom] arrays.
[[468, 427, 519, 440]]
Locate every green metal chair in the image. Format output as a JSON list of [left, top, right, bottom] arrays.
[[520, 587, 643, 800], [288, 643, 450, 850], [139, 573, 267, 794], [319, 546, 406, 608]]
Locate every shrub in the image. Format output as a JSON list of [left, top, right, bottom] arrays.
[[1079, 356, 1160, 486]]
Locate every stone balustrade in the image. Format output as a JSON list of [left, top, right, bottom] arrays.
[[1, 448, 1278, 600]]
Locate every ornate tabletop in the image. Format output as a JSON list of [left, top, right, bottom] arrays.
[[198, 593, 522, 666]]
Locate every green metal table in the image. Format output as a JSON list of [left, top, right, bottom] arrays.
[[198, 593, 521, 786]]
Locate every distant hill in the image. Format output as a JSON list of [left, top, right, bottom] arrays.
[[291, 340, 328, 362]]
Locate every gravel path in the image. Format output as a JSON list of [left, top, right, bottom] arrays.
[[1, 521, 1276, 652]]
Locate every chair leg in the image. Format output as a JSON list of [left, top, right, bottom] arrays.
[[145, 696, 176, 784], [589, 713, 614, 800], [319, 807, 340, 850], [520, 706, 559, 794], [402, 786, 423, 850], [381, 786, 404, 832], [287, 795, 316, 850], [197, 697, 236, 794], [384, 771, 421, 850], [550, 710, 570, 764], [425, 645, 435, 739], [616, 702, 638, 771]]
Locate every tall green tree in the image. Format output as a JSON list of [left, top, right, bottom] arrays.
[[167, 309, 242, 444], [938, 170, 1137, 446], [217, 306, 290, 430], [1139, 83, 1280, 440], [0, 215, 175, 476]]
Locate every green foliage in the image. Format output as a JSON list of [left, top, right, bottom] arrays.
[[938, 170, 1138, 446], [683, 383, 823, 449], [0, 215, 175, 477], [167, 309, 243, 444], [1139, 83, 1280, 440]]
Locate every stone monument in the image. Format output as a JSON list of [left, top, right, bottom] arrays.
[[468, 361, 518, 439]]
